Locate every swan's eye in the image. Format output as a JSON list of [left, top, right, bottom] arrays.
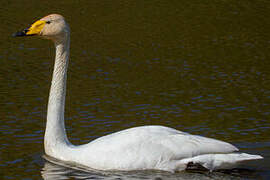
[[46, 21, 51, 24]]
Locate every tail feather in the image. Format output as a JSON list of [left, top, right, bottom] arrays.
[[179, 153, 263, 171]]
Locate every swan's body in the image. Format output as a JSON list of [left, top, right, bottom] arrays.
[[14, 14, 263, 172]]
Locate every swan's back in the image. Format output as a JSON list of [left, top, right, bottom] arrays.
[[87, 125, 237, 155]]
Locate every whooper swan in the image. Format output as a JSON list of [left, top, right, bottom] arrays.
[[14, 14, 263, 172]]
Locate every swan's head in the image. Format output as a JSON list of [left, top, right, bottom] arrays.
[[14, 14, 69, 42]]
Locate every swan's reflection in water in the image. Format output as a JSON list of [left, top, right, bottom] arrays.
[[41, 155, 261, 180]]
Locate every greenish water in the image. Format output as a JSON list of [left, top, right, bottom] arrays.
[[1, 0, 270, 179]]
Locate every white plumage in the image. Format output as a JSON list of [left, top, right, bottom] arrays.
[[54, 125, 261, 172], [15, 14, 263, 172]]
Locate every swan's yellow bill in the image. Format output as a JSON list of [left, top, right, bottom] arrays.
[[13, 20, 45, 37], [26, 20, 46, 35]]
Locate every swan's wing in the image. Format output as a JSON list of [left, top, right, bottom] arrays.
[[75, 126, 238, 170], [159, 132, 239, 158]]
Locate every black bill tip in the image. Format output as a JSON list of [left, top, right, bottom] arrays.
[[12, 28, 29, 37]]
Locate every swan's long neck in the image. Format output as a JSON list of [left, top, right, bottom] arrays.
[[44, 35, 71, 154]]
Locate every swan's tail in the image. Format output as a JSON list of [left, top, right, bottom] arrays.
[[179, 153, 263, 171]]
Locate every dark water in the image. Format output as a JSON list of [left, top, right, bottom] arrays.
[[1, 0, 270, 179]]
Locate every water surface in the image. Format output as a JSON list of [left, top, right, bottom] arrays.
[[0, 0, 270, 179]]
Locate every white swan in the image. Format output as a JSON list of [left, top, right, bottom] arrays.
[[14, 14, 263, 172]]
